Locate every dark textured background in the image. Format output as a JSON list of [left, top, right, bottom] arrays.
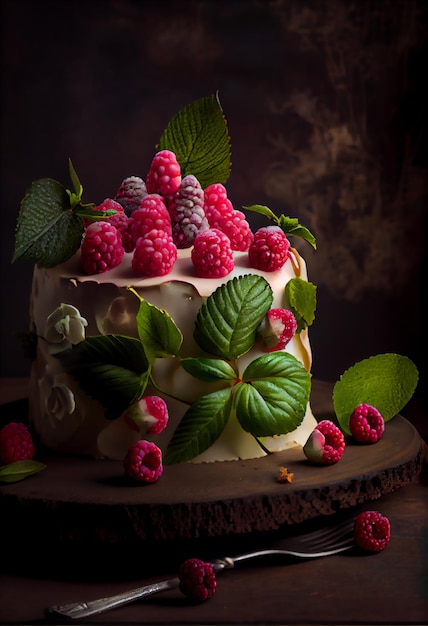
[[1, 0, 427, 404]]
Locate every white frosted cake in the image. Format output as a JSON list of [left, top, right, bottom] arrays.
[[15, 94, 319, 467], [29, 246, 316, 462]]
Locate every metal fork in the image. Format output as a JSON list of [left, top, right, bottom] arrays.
[[46, 517, 355, 621]]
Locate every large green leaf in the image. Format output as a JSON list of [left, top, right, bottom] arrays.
[[333, 354, 419, 434], [234, 352, 311, 436], [13, 178, 84, 267], [56, 335, 150, 419], [164, 388, 232, 465], [135, 296, 182, 363], [181, 357, 237, 382], [158, 93, 231, 188], [194, 274, 273, 360]]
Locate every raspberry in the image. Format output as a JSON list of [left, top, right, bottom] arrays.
[[203, 183, 234, 225], [349, 404, 385, 443], [260, 308, 297, 352], [86, 198, 128, 233], [132, 229, 177, 277], [303, 420, 345, 465], [123, 396, 169, 435], [80, 221, 124, 274], [178, 558, 216, 602], [169, 174, 209, 248], [354, 511, 391, 552], [191, 228, 234, 278], [115, 176, 147, 216], [216, 210, 253, 251], [0, 422, 35, 465], [248, 226, 290, 272], [123, 440, 163, 483], [146, 150, 181, 196], [122, 194, 172, 253]]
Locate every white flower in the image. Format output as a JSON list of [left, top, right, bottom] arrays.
[[44, 303, 88, 353], [39, 368, 76, 424]]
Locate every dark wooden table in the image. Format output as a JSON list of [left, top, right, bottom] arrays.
[[1, 378, 427, 626]]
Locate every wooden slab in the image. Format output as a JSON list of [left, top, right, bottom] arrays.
[[0, 414, 424, 551]]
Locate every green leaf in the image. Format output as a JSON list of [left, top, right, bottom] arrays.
[[134, 296, 183, 363], [243, 206, 316, 249], [194, 274, 273, 360], [0, 460, 46, 483], [159, 93, 231, 188], [277, 215, 317, 249], [181, 357, 237, 382], [164, 388, 232, 464], [333, 354, 419, 434], [285, 278, 317, 332], [234, 352, 311, 436], [13, 178, 84, 267], [56, 335, 150, 419], [68, 158, 84, 205]]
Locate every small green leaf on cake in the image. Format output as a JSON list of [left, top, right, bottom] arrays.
[[159, 93, 231, 188], [13, 178, 84, 268], [0, 460, 46, 483], [133, 293, 183, 363], [285, 278, 317, 332], [234, 352, 311, 436], [56, 335, 151, 419], [333, 354, 419, 434], [243, 205, 316, 249], [181, 357, 237, 382], [164, 388, 232, 464], [194, 274, 273, 360]]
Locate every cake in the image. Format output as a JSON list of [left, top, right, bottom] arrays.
[[14, 94, 318, 466], [13, 94, 419, 478]]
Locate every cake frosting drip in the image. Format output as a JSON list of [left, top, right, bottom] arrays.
[[29, 247, 316, 461]]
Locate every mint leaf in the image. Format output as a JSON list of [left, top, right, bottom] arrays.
[[243, 206, 316, 249], [159, 93, 231, 188], [67, 158, 84, 207], [0, 460, 46, 483], [277, 215, 317, 249], [181, 357, 237, 382], [13, 178, 84, 267], [134, 294, 182, 363], [56, 335, 150, 419], [285, 278, 317, 332], [194, 274, 273, 360], [234, 352, 311, 436], [164, 388, 232, 464], [333, 354, 419, 434]]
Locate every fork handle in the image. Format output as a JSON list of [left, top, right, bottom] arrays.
[[45, 577, 180, 621]]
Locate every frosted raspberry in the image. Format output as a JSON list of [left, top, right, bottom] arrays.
[[248, 226, 290, 272], [86, 198, 128, 233], [260, 308, 297, 352], [349, 404, 385, 443], [115, 176, 147, 216], [146, 150, 181, 196], [203, 183, 234, 225], [303, 420, 345, 465], [123, 396, 169, 435], [122, 194, 172, 252], [216, 210, 253, 251], [80, 221, 124, 274], [178, 558, 216, 602], [124, 440, 163, 483], [191, 228, 234, 278], [169, 175, 209, 248], [354, 511, 391, 552], [132, 229, 177, 277], [0, 422, 35, 465]]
